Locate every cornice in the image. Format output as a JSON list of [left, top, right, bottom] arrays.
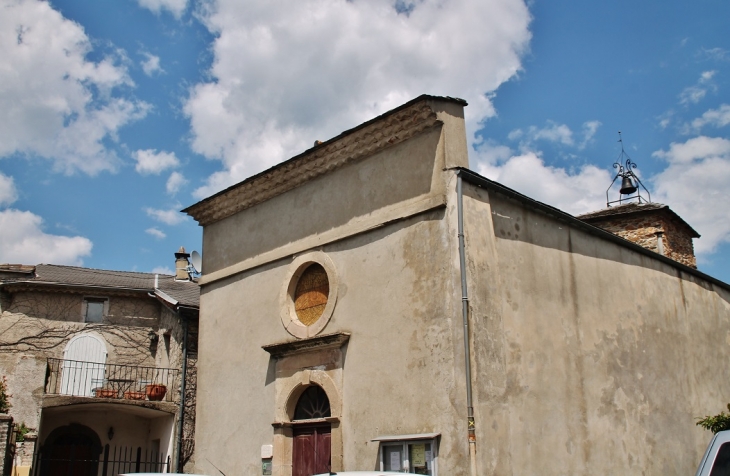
[[183, 98, 445, 226], [262, 332, 350, 359]]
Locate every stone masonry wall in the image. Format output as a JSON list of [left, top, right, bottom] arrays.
[[585, 211, 697, 268]]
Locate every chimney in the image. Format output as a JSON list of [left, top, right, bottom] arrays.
[[577, 203, 700, 269], [174, 246, 191, 280]]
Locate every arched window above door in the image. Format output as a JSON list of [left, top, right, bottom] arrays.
[[293, 386, 331, 421]]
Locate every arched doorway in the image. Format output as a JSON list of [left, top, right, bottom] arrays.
[[292, 385, 331, 476], [61, 333, 107, 396], [38, 424, 102, 476]]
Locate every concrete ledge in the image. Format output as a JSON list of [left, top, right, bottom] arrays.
[[41, 395, 178, 414]]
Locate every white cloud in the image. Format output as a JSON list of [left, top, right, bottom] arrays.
[[652, 136, 730, 255], [0, 172, 18, 207], [652, 136, 730, 164], [141, 52, 163, 76], [134, 149, 180, 175], [145, 227, 166, 239], [151, 265, 174, 275], [530, 122, 574, 146], [0, 0, 149, 175], [685, 104, 730, 133], [679, 70, 717, 105], [137, 0, 187, 18], [185, 0, 532, 198], [473, 146, 610, 216], [507, 121, 583, 151], [0, 209, 92, 265], [580, 121, 602, 148], [145, 206, 187, 225], [166, 171, 187, 195], [700, 47, 729, 62]]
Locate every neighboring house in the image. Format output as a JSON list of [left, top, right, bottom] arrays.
[[0, 249, 199, 476], [184, 95, 730, 476]]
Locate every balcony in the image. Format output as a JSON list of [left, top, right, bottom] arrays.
[[45, 358, 179, 403]]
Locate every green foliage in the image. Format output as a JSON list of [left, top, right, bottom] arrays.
[[15, 422, 30, 442], [0, 376, 10, 414], [697, 404, 730, 434]]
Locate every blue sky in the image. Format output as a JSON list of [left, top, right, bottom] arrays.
[[1, 0, 729, 283]]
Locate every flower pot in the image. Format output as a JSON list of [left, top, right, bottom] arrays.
[[95, 388, 116, 398], [124, 391, 146, 400], [145, 384, 167, 401]]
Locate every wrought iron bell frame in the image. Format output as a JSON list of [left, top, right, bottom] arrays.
[[606, 133, 651, 207]]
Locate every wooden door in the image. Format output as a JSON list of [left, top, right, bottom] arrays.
[[61, 333, 107, 396], [293, 425, 331, 476]]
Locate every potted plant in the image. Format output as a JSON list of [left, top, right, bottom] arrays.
[[123, 390, 146, 400], [145, 384, 167, 401], [95, 388, 117, 398]]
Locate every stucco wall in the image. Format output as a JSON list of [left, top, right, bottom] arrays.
[[194, 207, 471, 474], [464, 184, 730, 475]]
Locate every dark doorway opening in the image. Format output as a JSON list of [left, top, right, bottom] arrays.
[[37, 424, 101, 476]]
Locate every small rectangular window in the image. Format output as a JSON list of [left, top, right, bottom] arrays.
[[84, 298, 106, 323], [374, 434, 438, 475]]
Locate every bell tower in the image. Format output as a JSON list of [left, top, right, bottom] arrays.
[[577, 133, 700, 268]]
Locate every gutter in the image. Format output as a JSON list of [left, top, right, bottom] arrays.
[[456, 173, 477, 476]]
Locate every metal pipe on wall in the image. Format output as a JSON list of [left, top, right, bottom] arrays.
[[456, 173, 477, 476], [176, 312, 189, 473]]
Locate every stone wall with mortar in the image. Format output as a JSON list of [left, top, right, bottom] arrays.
[[583, 211, 697, 268], [0, 291, 169, 430]]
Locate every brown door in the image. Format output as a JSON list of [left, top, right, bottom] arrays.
[[293, 424, 331, 476]]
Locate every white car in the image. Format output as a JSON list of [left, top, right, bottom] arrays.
[[696, 429, 730, 475], [313, 472, 421, 475]]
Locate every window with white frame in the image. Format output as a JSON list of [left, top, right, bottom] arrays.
[[372, 433, 439, 475]]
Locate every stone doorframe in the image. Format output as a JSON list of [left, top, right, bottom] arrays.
[[271, 369, 342, 476]]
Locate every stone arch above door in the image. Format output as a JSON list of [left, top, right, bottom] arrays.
[[276, 369, 342, 423], [272, 369, 344, 474]]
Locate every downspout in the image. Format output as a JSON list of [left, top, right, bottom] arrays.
[[456, 173, 477, 475], [176, 312, 189, 473]]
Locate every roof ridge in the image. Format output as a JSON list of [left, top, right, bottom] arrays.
[[37, 263, 174, 278]]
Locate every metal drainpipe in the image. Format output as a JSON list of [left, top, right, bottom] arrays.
[[457, 173, 477, 475], [176, 312, 189, 473]]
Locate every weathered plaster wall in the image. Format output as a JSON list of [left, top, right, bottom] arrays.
[[202, 126, 444, 275], [465, 185, 730, 475], [194, 208, 469, 475], [38, 405, 175, 458], [192, 100, 473, 475]]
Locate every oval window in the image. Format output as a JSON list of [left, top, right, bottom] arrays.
[[294, 264, 329, 326]]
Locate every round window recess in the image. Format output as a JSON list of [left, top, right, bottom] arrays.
[[281, 252, 338, 339], [294, 264, 329, 326]]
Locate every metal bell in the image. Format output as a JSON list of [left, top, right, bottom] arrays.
[[619, 176, 637, 195]]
